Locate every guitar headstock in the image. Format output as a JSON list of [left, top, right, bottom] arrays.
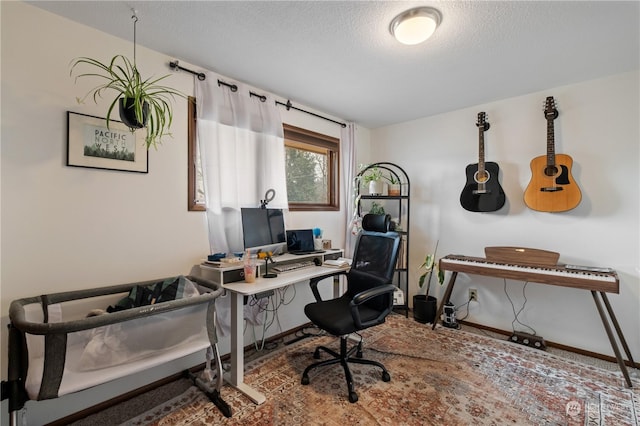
[[544, 96, 559, 120], [476, 112, 490, 131]]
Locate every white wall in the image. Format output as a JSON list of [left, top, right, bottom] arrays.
[[2, 2, 637, 424], [370, 71, 640, 358], [0, 3, 356, 424]]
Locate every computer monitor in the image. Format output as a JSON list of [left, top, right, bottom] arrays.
[[240, 207, 286, 254]]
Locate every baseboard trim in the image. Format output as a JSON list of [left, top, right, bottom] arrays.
[[458, 319, 634, 367]]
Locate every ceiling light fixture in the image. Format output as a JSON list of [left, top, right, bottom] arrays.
[[390, 7, 442, 45]]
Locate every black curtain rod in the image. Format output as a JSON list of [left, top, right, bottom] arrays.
[[275, 100, 346, 128], [217, 81, 266, 102], [168, 60, 205, 81], [250, 92, 267, 102], [169, 60, 345, 127], [217, 80, 238, 92]]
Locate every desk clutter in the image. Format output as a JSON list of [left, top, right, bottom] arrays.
[[200, 249, 345, 284]]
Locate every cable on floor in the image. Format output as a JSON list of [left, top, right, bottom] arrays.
[[503, 279, 537, 336]]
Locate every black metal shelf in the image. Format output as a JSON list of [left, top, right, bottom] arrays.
[[360, 195, 409, 200], [356, 162, 410, 317]]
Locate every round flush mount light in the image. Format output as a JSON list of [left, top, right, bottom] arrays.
[[390, 7, 442, 45]]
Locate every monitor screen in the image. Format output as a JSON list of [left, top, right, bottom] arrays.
[[241, 208, 286, 254]]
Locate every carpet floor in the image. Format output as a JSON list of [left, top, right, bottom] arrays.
[[114, 314, 638, 425]]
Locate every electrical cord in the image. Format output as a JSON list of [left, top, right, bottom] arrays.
[[455, 299, 471, 322], [503, 279, 537, 336], [251, 318, 268, 351], [246, 294, 271, 351], [248, 284, 298, 351], [295, 326, 324, 338]]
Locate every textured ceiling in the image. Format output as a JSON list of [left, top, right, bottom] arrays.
[[28, 1, 639, 129]]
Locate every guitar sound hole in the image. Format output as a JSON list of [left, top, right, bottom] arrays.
[[474, 170, 490, 184], [544, 166, 558, 177]]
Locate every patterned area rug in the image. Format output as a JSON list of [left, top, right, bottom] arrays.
[[127, 314, 639, 425]]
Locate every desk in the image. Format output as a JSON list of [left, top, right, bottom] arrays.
[[434, 254, 637, 387], [200, 250, 345, 403]]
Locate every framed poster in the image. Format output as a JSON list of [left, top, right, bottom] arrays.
[[67, 111, 148, 173]]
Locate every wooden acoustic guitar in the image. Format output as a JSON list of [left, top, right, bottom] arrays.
[[460, 112, 506, 212], [524, 96, 581, 212]]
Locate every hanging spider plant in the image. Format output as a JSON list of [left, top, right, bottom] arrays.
[[70, 54, 185, 149]]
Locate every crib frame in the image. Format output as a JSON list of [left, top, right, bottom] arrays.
[[4, 275, 231, 424]]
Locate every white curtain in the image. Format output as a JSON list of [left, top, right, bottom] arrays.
[[341, 123, 358, 256], [195, 72, 288, 254]]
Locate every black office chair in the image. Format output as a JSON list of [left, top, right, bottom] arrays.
[[301, 213, 401, 403]]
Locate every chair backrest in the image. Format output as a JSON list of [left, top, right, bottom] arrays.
[[346, 214, 401, 310]]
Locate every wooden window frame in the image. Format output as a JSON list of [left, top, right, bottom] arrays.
[[284, 123, 340, 212], [187, 96, 205, 211]]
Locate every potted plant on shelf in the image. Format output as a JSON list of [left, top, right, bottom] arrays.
[[70, 55, 185, 149], [369, 201, 386, 215], [413, 241, 444, 324], [361, 166, 385, 195], [387, 173, 402, 196]]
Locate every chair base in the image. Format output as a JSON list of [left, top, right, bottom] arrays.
[[300, 336, 390, 403]]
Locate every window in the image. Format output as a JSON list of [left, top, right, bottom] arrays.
[[284, 124, 339, 211], [188, 110, 340, 212]]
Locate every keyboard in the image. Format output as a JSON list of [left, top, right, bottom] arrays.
[[439, 254, 619, 293], [272, 260, 315, 273]]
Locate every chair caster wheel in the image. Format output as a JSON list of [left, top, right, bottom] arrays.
[[301, 375, 310, 385], [382, 371, 391, 382], [356, 350, 363, 358], [349, 391, 358, 403]]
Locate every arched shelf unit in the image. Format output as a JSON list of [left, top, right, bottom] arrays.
[[355, 162, 410, 317]]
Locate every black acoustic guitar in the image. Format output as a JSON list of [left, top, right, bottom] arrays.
[[460, 112, 506, 212]]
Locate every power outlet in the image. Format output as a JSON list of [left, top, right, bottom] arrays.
[[469, 288, 478, 302]]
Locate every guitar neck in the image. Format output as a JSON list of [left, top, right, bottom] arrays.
[[478, 128, 485, 173], [546, 114, 556, 167]]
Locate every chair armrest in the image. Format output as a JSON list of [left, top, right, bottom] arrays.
[[349, 284, 396, 329], [309, 270, 348, 302]]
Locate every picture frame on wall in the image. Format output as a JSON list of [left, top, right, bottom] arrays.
[[67, 111, 148, 173]]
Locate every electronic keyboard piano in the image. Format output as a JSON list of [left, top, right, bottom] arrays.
[[439, 254, 619, 293], [432, 250, 636, 388]]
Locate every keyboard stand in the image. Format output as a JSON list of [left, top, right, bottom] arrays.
[[434, 255, 637, 388]]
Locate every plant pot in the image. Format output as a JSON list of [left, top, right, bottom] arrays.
[[413, 294, 437, 324], [368, 179, 384, 195], [388, 184, 401, 196], [119, 98, 149, 129]]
